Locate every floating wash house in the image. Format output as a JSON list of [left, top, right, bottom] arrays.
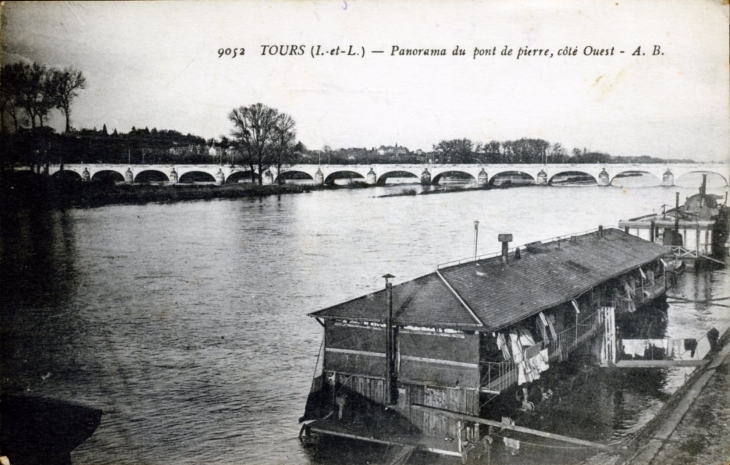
[[300, 228, 670, 459]]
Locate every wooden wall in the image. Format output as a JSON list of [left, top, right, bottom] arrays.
[[397, 383, 479, 439], [399, 330, 480, 388], [324, 321, 386, 378]]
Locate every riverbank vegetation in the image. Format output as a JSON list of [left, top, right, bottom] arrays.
[[0, 171, 319, 211]]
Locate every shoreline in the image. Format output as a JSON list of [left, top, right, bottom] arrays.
[[1, 174, 327, 211], [1, 173, 537, 210]]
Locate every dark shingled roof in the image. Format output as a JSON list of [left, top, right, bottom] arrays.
[[310, 228, 669, 331], [310, 273, 481, 328]]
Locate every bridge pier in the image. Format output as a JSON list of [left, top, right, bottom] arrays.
[[598, 169, 609, 186], [170, 168, 178, 185], [215, 168, 225, 186], [536, 169, 547, 186], [421, 168, 431, 185], [125, 168, 133, 184], [81, 168, 90, 182], [262, 170, 273, 185], [477, 168, 488, 188], [662, 169, 674, 187], [366, 168, 376, 185], [314, 167, 324, 185]]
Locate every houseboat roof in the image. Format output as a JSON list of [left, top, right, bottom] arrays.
[[310, 228, 669, 332]]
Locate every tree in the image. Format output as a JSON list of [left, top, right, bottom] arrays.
[[549, 143, 566, 163], [432, 139, 476, 164], [228, 103, 291, 185], [50, 67, 86, 133], [15, 63, 55, 128], [271, 113, 298, 179], [0, 63, 27, 133], [483, 140, 502, 163]]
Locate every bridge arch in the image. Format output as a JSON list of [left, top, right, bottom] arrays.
[[91, 170, 125, 183], [275, 170, 314, 184], [227, 170, 260, 184], [548, 171, 597, 186], [134, 170, 170, 183], [324, 170, 365, 185], [431, 170, 476, 185], [674, 170, 728, 187], [609, 170, 662, 186], [179, 171, 216, 184], [376, 170, 420, 186], [51, 169, 83, 181], [489, 170, 535, 187]]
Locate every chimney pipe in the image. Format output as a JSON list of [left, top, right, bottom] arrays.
[[675, 192, 680, 232], [498, 234, 513, 265]]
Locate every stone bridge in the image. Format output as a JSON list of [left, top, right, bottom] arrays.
[[46, 163, 729, 187]]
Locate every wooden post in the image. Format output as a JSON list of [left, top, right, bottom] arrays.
[[649, 220, 655, 242], [473, 221, 479, 261], [383, 274, 396, 405]]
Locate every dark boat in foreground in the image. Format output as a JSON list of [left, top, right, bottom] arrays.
[[1, 395, 102, 465]]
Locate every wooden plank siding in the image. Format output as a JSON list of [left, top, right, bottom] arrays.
[[323, 322, 481, 439], [399, 330, 480, 388], [324, 321, 386, 378], [397, 384, 480, 439]]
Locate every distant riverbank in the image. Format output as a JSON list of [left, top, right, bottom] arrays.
[[1, 172, 323, 210]]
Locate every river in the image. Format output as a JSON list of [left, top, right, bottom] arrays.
[[1, 178, 728, 464]]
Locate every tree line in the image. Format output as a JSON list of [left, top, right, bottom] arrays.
[[1, 62, 86, 133], [0, 60, 686, 178]]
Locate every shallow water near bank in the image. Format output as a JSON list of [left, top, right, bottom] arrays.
[[1, 182, 728, 464]]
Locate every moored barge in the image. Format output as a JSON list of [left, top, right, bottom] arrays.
[[619, 175, 729, 266], [300, 227, 671, 461]]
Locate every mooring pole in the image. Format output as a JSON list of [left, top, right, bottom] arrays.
[[383, 274, 395, 405], [473, 221, 479, 261]]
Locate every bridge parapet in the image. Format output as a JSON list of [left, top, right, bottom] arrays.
[[46, 163, 729, 187]]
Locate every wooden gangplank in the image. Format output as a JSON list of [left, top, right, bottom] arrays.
[[410, 404, 614, 451]]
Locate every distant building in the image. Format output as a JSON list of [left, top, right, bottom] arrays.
[[209, 145, 222, 158], [377, 144, 409, 156]]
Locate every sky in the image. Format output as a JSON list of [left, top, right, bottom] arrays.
[[2, 0, 729, 161]]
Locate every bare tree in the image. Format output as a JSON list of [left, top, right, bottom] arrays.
[[16, 63, 55, 128], [0, 64, 27, 133], [229, 103, 291, 185], [51, 67, 87, 133], [271, 113, 298, 180]]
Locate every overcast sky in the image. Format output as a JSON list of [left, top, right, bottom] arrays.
[[2, 1, 728, 161]]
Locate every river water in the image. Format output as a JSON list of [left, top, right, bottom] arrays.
[[1, 178, 728, 465]]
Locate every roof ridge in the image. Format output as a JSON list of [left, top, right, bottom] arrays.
[[436, 268, 483, 326]]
